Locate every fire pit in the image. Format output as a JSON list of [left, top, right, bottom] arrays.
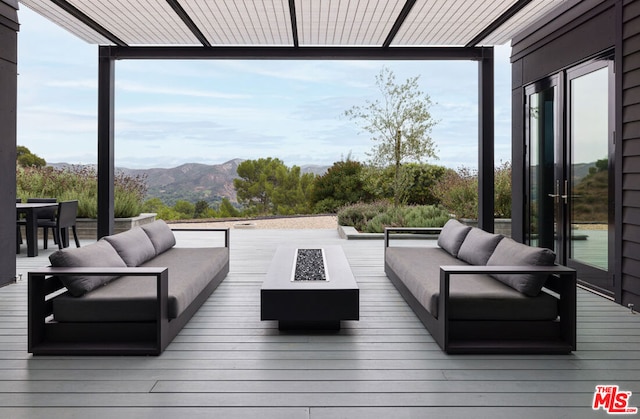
[[261, 246, 359, 330], [292, 248, 329, 282]]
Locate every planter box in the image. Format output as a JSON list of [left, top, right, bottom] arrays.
[[75, 213, 157, 240]]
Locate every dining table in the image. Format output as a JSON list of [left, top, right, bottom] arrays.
[[16, 202, 58, 257]]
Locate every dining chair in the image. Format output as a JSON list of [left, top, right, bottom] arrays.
[[39, 200, 81, 250], [16, 198, 22, 253], [26, 198, 58, 249]]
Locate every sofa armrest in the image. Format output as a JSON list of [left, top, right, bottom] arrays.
[[28, 267, 169, 353], [439, 264, 576, 276], [438, 264, 577, 351], [384, 227, 442, 248], [171, 227, 230, 248]]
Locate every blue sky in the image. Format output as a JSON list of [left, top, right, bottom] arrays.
[[17, 6, 512, 170]]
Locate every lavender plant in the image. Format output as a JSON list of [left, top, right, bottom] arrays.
[[17, 166, 147, 218]]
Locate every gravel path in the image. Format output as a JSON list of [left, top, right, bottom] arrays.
[[168, 215, 338, 230]]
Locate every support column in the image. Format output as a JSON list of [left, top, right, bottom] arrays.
[[0, 0, 19, 287], [97, 46, 115, 239], [478, 47, 495, 233]]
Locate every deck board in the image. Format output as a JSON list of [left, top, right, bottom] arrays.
[[2, 228, 640, 418]]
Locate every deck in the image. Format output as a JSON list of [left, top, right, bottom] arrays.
[[3, 228, 640, 418]]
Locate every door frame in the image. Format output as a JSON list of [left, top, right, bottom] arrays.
[[564, 58, 616, 297], [524, 75, 563, 253], [524, 54, 616, 298]]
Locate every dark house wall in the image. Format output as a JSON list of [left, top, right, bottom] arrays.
[[621, 0, 640, 307], [511, 0, 640, 306], [0, 0, 18, 287], [511, 0, 616, 234]]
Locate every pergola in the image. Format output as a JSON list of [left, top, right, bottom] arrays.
[[19, 0, 568, 238]]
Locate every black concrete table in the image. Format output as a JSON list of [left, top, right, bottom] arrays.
[[17, 202, 58, 257], [261, 245, 359, 330]]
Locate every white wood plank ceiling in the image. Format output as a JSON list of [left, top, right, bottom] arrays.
[[19, 0, 569, 47]]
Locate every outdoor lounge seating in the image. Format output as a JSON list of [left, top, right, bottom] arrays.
[[384, 219, 577, 354], [27, 220, 230, 356]]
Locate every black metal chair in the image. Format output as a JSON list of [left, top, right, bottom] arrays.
[[25, 198, 58, 249], [16, 198, 22, 253], [38, 200, 81, 250]]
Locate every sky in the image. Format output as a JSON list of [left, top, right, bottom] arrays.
[[16, 6, 513, 170]]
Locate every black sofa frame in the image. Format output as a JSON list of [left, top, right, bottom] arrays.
[[28, 228, 229, 356], [384, 228, 577, 354]]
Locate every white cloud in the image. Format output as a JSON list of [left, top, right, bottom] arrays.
[[16, 6, 513, 170], [116, 80, 253, 99]]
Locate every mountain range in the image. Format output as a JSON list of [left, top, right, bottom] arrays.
[[52, 159, 329, 206]]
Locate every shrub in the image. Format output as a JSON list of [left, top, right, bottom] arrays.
[[338, 201, 450, 233], [337, 201, 391, 232], [311, 159, 372, 212], [401, 163, 448, 206], [173, 200, 196, 219], [17, 165, 147, 218], [494, 161, 512, 219], [358, 163, 448, 206], [433, 163, 512, 219], [433, 167, 478, 219], [218, 197, 241, 218]]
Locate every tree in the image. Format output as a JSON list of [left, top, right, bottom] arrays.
[[356, 163, 445, 205], [173, 200, 195, 219], [400, 163, 448, 206], [311, 158, 372, 213], [194, 200, 210, 218], [218, 197, 241, 218], [16, 145, 46, 168], [234, 158, 316, 215], [272, 166, 315, 215], [234, 158, 283, 215], [344, 67, 438, 205]]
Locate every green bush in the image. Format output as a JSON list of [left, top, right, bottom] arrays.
[[218, 197, 241, 218], [494, 161, 512, 219], [433, 163, 512, 219], [337, 201, 391, 232], [17, 166, 147, 218], [338, 201, 450, 233], [311, 159, 372, 212], [433, 167, 478, 219]]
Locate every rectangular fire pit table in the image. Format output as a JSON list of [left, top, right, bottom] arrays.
[[261, 245, 359, 330]]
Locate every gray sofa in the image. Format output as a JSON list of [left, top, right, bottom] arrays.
[[384, 219, 577, 354], [28, 220, 229, 356]]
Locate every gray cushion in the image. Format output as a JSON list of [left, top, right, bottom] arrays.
[[141, 220, 176, 255], [103, 227, 156, 267], [437, 219, 472, 257], [456, 228, 503, 265], [384, 247, 558, 320], [52, 247, 230, 322], [49, 240, 127, 297], [486, 238, 556, 296]]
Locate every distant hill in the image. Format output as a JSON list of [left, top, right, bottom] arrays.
[[50, 159, 329, 206]]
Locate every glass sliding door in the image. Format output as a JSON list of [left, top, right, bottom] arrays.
[[525, 56, 615, 297], [566, 61, 614, 295]]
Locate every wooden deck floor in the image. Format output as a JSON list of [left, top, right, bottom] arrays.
[[3, 228, 640, 418]]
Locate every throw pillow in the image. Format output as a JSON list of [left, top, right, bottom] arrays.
[[141, 220, 177, 255], [437, 219, 472, 257], [486, 237, 556, 296], [456, 227, 503, 265], [103, 227, 156, 267], [49, 240, 126, 297]]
